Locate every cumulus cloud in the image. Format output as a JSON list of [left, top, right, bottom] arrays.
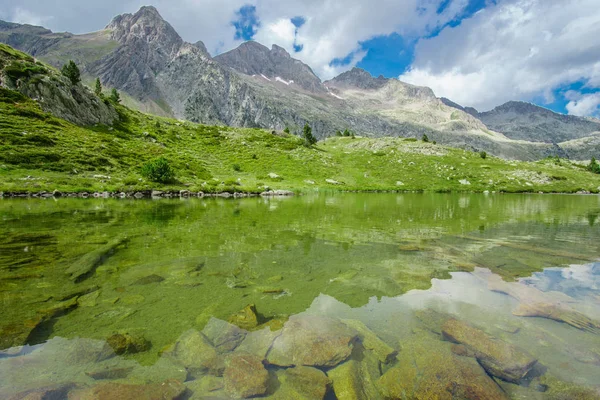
[[565, 92, 600, 117], [0, 0, 475, 80], [400, 0, 600, 113], [0, 7, 53, 26]]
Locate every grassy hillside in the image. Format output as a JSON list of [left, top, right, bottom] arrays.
[[1, 45, 600, 194]]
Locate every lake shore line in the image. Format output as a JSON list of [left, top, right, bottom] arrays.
[[1, 187, 598, 199]]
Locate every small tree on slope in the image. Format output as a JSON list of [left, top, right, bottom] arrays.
[[303, 123, 317, 146], [61, 60, 81, 85]]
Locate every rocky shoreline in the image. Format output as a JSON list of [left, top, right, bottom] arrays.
[[0, 189, 296, 199]]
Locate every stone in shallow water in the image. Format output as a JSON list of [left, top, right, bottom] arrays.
[[341, 319, 397, 363], [131, 274, 165, 286], [223, 353, 269, 398], [328, 350, 381, 400], [441, 318, 537, 383], [168, 329, 223, 377], [8, 383, 76, 400], [186, 376, 227, 399], [269, 366, 331, 400], [202, 317, 247, 353], [378, 332, 508, 400], [234, 327, 281, 360], [267, 315, 357, 368], [68, 378, 186, 400], [106, 332, 151, 355], [228, 304, 259, 330]]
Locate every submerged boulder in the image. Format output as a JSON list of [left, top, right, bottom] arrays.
[[267, 315, 357, 368], [68, 378, 186, 400], [202, 317, 247, 353], [228, 304, 260, 330], [341, 319, 397, 363], [270, 366, 331, 400], [378, 333, 508, 400], [223, 353, 270, 398], [441, 318, 537, 383], [234, 327, 281, 360], [328, 350, 381, 400], [106, 332, 151, 355], [167, 329, 223, 377]]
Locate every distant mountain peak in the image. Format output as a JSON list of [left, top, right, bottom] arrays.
[[325, 67, 388, 90], [106, 5, 182, 48], [214, 40, 323, 92]]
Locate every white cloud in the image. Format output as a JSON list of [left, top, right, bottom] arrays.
[[565, 92, 600, 117], [400, 0, 600, 114], [2, 7, 53, 26], [252, 0, 473, 79]]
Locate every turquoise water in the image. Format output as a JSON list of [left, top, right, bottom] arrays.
[[0, 194, 599, 399]]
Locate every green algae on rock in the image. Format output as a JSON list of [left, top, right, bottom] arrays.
[[378, 333, 508, 400], [441, 318, 537, 383]]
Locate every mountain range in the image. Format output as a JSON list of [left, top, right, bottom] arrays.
[[1, 5, 599, 160]]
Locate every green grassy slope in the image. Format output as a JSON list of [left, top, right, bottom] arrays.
[[1, 45, 600, 194]]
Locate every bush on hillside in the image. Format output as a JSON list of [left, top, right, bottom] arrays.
[[141, 157, 175, 183], [422, 134, 429, 143], [480, 151, 487, 159]]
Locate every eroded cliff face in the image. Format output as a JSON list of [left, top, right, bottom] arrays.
[[0, 44, 118, 126]]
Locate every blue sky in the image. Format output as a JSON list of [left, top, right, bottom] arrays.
[[2, 0, 599, 116]]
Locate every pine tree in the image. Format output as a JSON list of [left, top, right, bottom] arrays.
[[588, 157, 600, 174], [422, 134, 429, 143], [283, 127, 290, 134], [61, 60, 81, 85], [94, 78, 102, 96], [303, 123, 317, 146], [110, 88, 121, 104]]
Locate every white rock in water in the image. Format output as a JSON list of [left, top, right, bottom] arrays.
[[459, 179, 471, 185], [326, 179, 341, 185], [396, 181, 404, 186]]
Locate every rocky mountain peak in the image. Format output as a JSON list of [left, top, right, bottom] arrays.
[[325, 67, 388, 90], [106, 6, 182, 51], [271, 44, 290, 58], [214, 41, 323, 92]]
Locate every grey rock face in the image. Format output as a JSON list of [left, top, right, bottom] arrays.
[[325, 67, 389, 90], [215, 41, 324, 92], [442, 99, 600, 143]]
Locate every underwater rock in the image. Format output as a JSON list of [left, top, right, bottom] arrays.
[[168, 329, 223, 377], [8, 383, 77, 400], [538, 374, 600, 400], [202, 317, 247, 353], [414, 309, 451, 335], [328, 351, 381, 400], [483, 269, 600, 334], [85, 366, 134, 380], [341, 319, 397, 363], [512, 302, 600, 334], [223, 353, 269, 398], [77, 290, 100, 308], [0, 297, 79, 349], [106, 332, 151, 355], [378, 333, 508, 400], [267, 315, 357, 368], [228, 304, 259, 330], [65, 237, 127, 283], [131, 274, 165, 286], [185, 376, 225, 399], [234, 327, 281, 360], [269, 366, 331, 400], [68, 378, 186, 400], [442, 318, 537, 383]]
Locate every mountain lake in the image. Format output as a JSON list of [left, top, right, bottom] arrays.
[[0, 193, 599, 399]]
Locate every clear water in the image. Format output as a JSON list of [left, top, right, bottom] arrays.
[[0, 194, 599, 399]]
